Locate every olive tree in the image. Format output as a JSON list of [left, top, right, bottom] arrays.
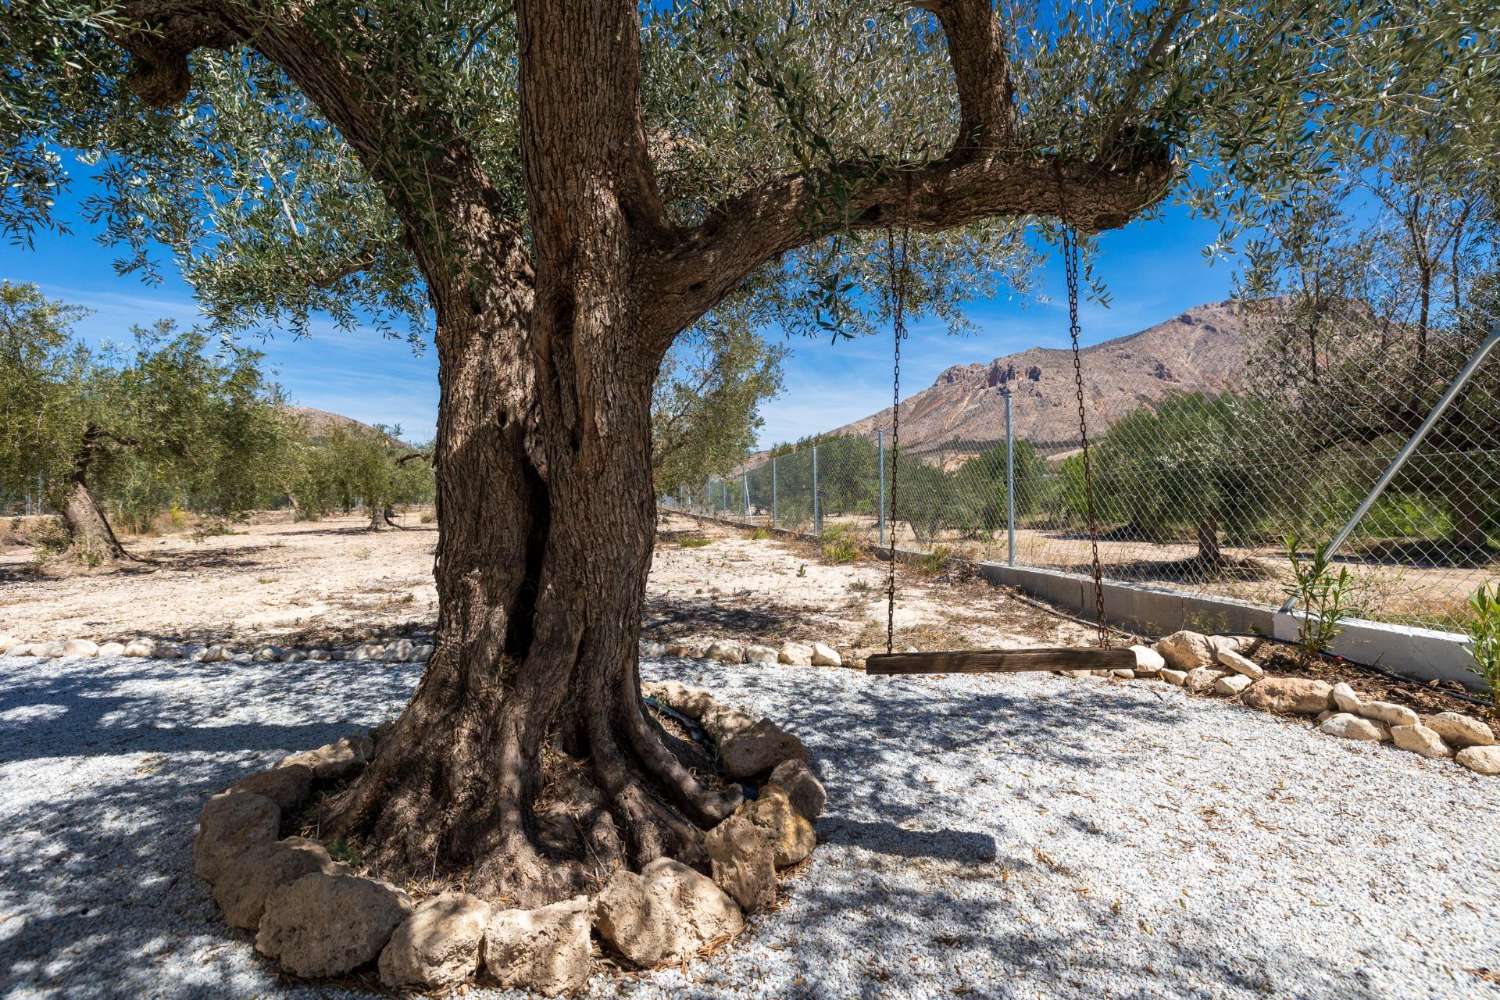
[[5, 0, 1493, 905]]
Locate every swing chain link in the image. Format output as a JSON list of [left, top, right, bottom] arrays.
[[884, 177, 913, 656], [1061, 225, 1110, 648]]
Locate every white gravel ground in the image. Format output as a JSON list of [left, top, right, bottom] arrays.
[[1, 652, 1497, 1000]]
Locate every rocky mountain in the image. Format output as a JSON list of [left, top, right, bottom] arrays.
[[822, 299, 1253, 460]]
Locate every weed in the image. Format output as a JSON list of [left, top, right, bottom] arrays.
[[1463, 582, 1500, 710], [420, 511, 435, 524], [1282, 533, 1363, 660], [677, 534, 712, 549], [915, 545, 953, 576], [750, 527, 771, 541], [327, 838, 364, 867], [820, 524, 860, 564]]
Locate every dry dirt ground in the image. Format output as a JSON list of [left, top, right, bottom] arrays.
[[0, 510, 1092, 653]]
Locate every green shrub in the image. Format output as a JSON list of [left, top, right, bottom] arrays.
[[820, 524, 860, 564], [1283, 532, 1364, 660], [1463, 583, 1500, 710]]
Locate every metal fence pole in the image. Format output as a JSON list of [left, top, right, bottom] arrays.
[[877, 429, 886, 549], [742, 468, 749, 518], [812, 443, 821, 535], [1281, 324, 1500, 613], [1005, 389, 1016, 567], [771, 456, 778, 527]]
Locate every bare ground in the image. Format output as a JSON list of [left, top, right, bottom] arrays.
[[0, 510, 1092, 655]]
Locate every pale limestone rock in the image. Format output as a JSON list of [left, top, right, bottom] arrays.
[[1130, 645, 1166, 675], [1184, 667, 1227, 694], [1154, 631, 1215, 671], [704, 812, 776, 912], [639, 639, 667, 658], [665, 639, 709, 659], [278, 736, 372, 781], [33, 641, 66, 658], [1214, 674, 1253, 696], [743, 643, 779, 665], [306, 649, 331, 662], [122, 637, 156, 657], [4, 642, 32, 656], [810, 642, 841, 667], [769, 758, 826, 821], [1390, 724, 1452, 759], [63, 638, 99, 657], [232, 652, 254, 664], [98, 641, 125, 657], [1214, 647, 1264, 680], [1423, 712, 1496, 748], [1358, 700, 1420, 729], [0, 634, 16, 653], [351, 643, 385, 661], [743, 784, 815, 867], [1315, 710, 1335, 725], [778, 642, 814, 666], [1331, 682, 1362, 714], [200, 644, 230, 662], [1160, 669, 1188, 686], [483, 895, 591, 996], [256, 873, 414, 978], [1242, 677, 1333, 715], [1319, 713, 1389, 742], [229, 764, 315, 812], [388, 637, 415, 662], [591, 859, 743, 969], [215, 837, 339, 929], [1110, 668, 1136, 679], [720, 719, 806, 779], [283, 650, 306, 663], [1455, 745, 1500, 775], [193, 791, 280, 882], [254, 645, 282, 662], [379, 892, 491, 989], [707, 640, 745, 664], [413, 644, 435, 661]]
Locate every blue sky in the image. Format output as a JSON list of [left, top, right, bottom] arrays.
[[3, 179, 1234, 448]]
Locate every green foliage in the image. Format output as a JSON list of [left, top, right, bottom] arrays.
[[1283, 533, 1364, 660], [819, 523, 860, 564], [1463, 583, 1500, 709], [287, 423, 433, 525]]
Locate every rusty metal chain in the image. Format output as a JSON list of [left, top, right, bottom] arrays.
[[1061, 225, 1110, 648], [884, 192, 912, 656]]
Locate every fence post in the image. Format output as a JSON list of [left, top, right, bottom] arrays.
[[1281, 324, 1500, 613], [812, 443, 822, 535], [742, 468, 749, 518], [771, 456, 778, 527], [877, 429, 886, 549], [1005, 389, 1016, 567]]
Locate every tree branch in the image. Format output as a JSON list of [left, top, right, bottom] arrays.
[[912, 0, 1016, 149], [1100, 0, 1196, 152]]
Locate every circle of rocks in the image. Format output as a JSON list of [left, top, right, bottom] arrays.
[[190, 682, 823, 992], [0, 632, 436, 666]]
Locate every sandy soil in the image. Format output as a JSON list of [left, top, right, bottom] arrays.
[[0, 511, 1093, 653]]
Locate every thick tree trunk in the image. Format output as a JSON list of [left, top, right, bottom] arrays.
[[1196, 518, 1223, 565], [59, 424, 132, 564], [1448, 490, 1492, 552]]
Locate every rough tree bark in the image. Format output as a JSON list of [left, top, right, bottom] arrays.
[[58, 423, 134, 564], [111, 0, 1175, 905]]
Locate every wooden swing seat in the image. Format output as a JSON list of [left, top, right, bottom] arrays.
[[865, 647, 1134, 675]]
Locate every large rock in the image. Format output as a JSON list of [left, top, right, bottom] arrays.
[[769, 758, 826, 821], [484, 895, 592, 996], [1455, 745, 1500, 775], [810, 642, 841, 667], [278, 736, 373, 781], [229, 764, 315, 813], [1213, 673, 1253, 696], [743, 784, 815, 867], [1130, 645, 1165, 676], [63, 638, 99, 657], [592, 859, 743, 968], [1358, 700, 1420, 729], [0, 634, 17, 653], [778, 642, 814, 666], [387, 637, 415, 662], [256, 873, 414, 978], [1331, 682, 1362, 714], [1183, 667, 1227, 694], [707, 640, 745, 664], [193, 791, 281, 882], [122, 637, 156, 657], [1424, 712, 1496, 748], [743, 643, 779, 665], [720, 719, 806, 779], [379, 892, 491, 989], [33, 641, 66, 658], [1390, 724, 1452, 759], [704, 813, 777, 912], [1214, 647, 1264, 680], [1160, 668, 1188, 686], [97, 641, 125, 657], [1155, 631, 1215, 671], [1242, 677, 1333, 715], [1319, 713, 1388, 742], [665, 639, 709, 659], [214, 837, 339, 929]]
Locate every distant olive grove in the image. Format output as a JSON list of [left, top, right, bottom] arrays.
[[0, 282, 435, 563]]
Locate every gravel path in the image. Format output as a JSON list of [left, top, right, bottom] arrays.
[[1, 652, 1496, 999]]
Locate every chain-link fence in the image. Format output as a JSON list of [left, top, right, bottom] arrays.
[[667, 302, 1500, 634]]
